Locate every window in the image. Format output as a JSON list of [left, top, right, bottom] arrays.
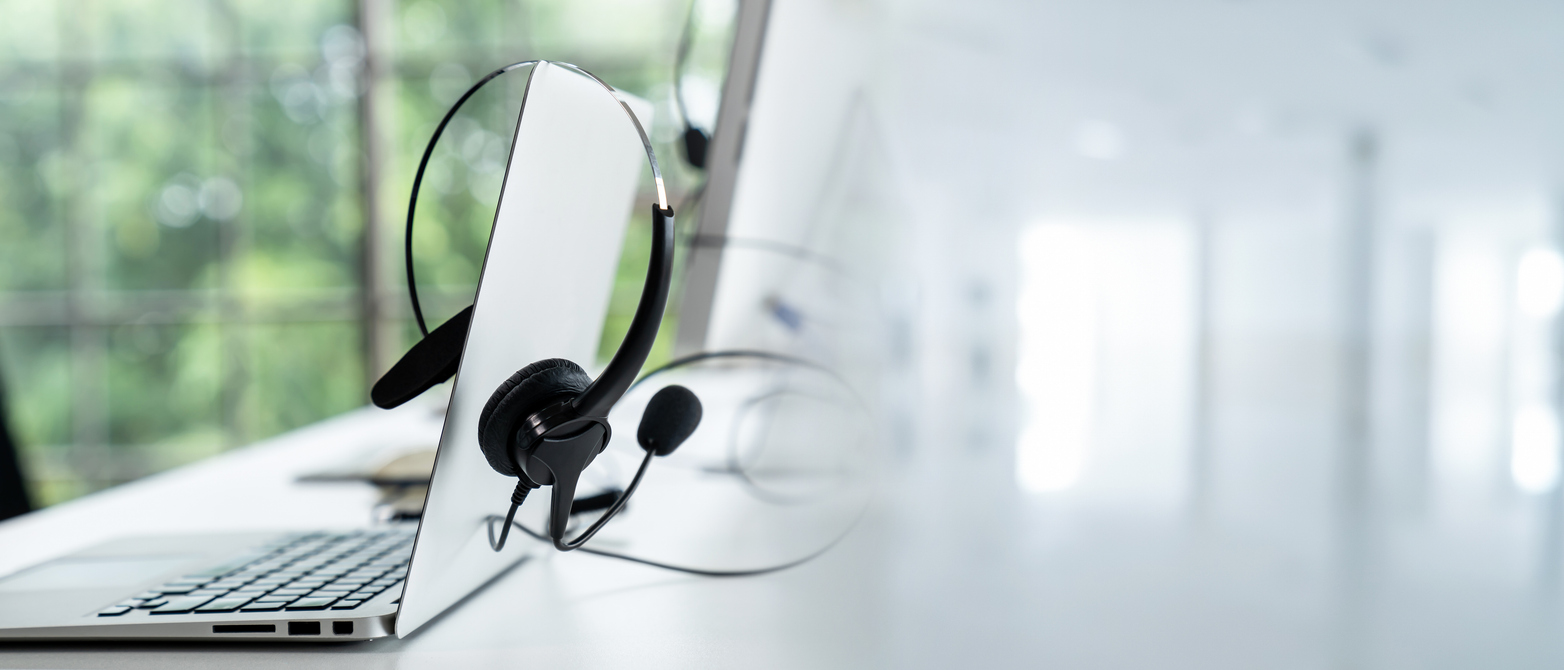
[[0, 0, 717, 506]]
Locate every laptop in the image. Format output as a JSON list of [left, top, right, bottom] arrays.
[[0, 62, 651, 642]]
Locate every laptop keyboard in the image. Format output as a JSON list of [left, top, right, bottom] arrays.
[[95, 528, 415, 617]]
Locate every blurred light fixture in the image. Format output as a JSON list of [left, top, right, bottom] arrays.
[[1516, 248, 1564, 319], [1512, 404, 1560, 493], [1015, 225, 1098, 493]]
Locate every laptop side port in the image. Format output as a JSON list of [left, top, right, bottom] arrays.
[[333, 621, 354, 635], [213, 624, 275, 634], [288, 621, 321, 636]]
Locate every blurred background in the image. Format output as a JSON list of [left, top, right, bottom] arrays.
[[0, 0, 734, 505], [8, 0, 1564, 664], [863, 0, 1564, 665]]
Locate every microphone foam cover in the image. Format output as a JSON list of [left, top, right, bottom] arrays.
[[637, 385, 702, 456]]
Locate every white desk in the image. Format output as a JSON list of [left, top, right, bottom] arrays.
[[0, 402, 888, 669], [4, 402, 1564, 668]]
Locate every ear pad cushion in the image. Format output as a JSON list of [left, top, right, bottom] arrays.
[[370, 305, 473, 410], [477, 358, 591, 477]]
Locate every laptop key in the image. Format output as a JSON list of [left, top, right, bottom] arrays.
[[196, 597, 252, 612], [150, 596, 215, 614], [330, 600, 365, 610], [97, 606, 131, 616], [240, 602, 285, 612], [135, 599, 168, 609], [285, 597, 338, 611], [155, 584, 199, 594]]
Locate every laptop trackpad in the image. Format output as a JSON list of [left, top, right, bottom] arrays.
[[0, 556, 193, 592]]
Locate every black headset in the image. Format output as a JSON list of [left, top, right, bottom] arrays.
[[368, 61, 702, 554], [674, 0, 710, 170], [371, 60, 859, 579]]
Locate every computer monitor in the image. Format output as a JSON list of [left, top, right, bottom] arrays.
[[675, 0, 880, 356]]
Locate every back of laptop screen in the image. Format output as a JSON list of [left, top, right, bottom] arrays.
[[395, 62, 653, 637]]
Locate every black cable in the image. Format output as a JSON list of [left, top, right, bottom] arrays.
[[486, 451, 653, 554], [487, 481, 533, 552], [405, 60, 540, 337], [485, 509, 856, 578], [481, 349, 870, 576], [553, 450, 654, 551]]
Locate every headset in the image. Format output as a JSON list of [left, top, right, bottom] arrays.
[[369, 60, 698, 555], [674, 0, 710, 170], [372, 60, 861, 577]]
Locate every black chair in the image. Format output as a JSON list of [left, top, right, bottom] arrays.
[[0, 362, 31, 521]]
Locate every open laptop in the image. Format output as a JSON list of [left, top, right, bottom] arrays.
[[0, 62, 651, 642]]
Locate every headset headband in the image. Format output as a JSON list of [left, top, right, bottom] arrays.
[[374, 60, 675, 413], [402, 60, 669, 338]]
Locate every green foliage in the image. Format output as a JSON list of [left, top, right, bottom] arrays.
[[0, 0, 703, 507], [0, 88, 65, 291]]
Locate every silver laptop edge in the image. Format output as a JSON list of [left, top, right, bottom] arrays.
[[0, 531, 402, 641]]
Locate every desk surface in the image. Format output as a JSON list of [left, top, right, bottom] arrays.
[[3, 402, 1564, 669], [0, 402, 889, 669]]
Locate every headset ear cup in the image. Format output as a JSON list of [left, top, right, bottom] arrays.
[[682, 126, 709, 170], [477, 358, 591, 477], [370, 305, 473, 409]]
